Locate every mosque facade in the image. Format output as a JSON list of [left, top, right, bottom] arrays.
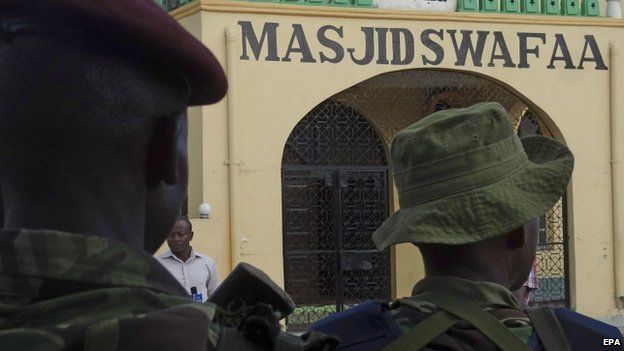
[[157, 0, 624, 330]]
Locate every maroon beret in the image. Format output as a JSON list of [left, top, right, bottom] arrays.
[[0, 0, 227, 106]]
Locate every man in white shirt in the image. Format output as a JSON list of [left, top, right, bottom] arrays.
[[159, 217, 220, 301]]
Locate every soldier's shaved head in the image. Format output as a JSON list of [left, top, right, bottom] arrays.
[[0, 31, 190, 251]]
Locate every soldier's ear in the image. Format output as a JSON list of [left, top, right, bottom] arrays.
[[505, 226, 526, 250], [146, 112, 186, 187]]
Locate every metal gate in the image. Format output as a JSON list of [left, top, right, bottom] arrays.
[[282, 101, 390, 331]]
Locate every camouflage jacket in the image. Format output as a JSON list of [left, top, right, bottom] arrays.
[[390, 276, 541, 351], [0, 229, 221, 350]]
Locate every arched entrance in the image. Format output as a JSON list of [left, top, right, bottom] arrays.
[[281, 101, 391, 331], [281, 69, 570, 331]]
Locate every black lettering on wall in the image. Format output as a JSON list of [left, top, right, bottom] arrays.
[[421, 29, 444, 66], [375, 28, 389, 64], [488, 31, 516, 68], [347, 27, 375, 65], [239, 21, 279, 61], [578, 35, 608, 70], [318, 25, 345, 64], [390, 28, 414, 65], [547, 34, 576, 69], [282, 24, 317, 63], [238, 21, 608, 73], [448, 30, 489, 67], [518, 32, 546, 68]]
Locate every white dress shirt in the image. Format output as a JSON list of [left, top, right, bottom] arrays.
[[158, 248, 220, 301]]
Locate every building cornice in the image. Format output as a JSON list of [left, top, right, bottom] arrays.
[[171, 0, 624, 28]]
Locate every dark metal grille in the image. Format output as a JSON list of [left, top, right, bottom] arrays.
[[282, 102, 387, 166], [339, 171, 390, 304], [282, 101, 390, 331], [531, 196, 569, 306], [518, 112, 569, 307]]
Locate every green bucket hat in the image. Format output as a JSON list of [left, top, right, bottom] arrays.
[[372, 102, 574, 249]]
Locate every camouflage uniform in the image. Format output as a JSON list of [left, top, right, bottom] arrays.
[[0, 229, 221, 350], [390, 277, 539, 351]]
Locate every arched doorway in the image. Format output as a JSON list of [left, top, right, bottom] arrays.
[[281, 69, 570, 331], [281, 101, 391, 331]]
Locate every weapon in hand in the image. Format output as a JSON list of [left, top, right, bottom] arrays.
[[210, 262, 339, 350], [209, 262, 295, 326]]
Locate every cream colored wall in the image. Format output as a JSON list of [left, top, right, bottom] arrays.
[[169, 0, 624, 320], [155, 14, 231, 282]]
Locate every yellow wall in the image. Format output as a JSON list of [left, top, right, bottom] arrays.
[[164, 0, 624, 323]]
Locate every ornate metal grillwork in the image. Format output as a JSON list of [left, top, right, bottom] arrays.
[[516, 111, 569, 307], [282, 102, 387, 166], [282, 101, 390, 331], [532, 196, 568, 306]]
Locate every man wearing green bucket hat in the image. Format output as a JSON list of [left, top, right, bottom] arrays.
[[310, 102, 623, 350]]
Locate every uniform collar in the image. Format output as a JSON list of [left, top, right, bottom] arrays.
[[0, 229, 188, 300], [412, 276, 521, 309]]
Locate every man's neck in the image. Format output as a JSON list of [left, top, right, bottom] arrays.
[[1, 177, 146, 250], [424, 267, 512, 289], [422, 255, 514, 290], [173, 247, 192, 262]]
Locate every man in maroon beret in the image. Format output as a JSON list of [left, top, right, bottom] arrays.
[[0, 1, 332, 350]]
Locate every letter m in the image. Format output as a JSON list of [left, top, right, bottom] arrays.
[[239, 21, 279, 61]]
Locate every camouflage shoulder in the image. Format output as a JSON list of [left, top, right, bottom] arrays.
[[0, 289, 221, 351], [85, 302, 220, 350], [0, 229, 187, 296], [389, 297, 438, 333], [0, 328, 65, 351]]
